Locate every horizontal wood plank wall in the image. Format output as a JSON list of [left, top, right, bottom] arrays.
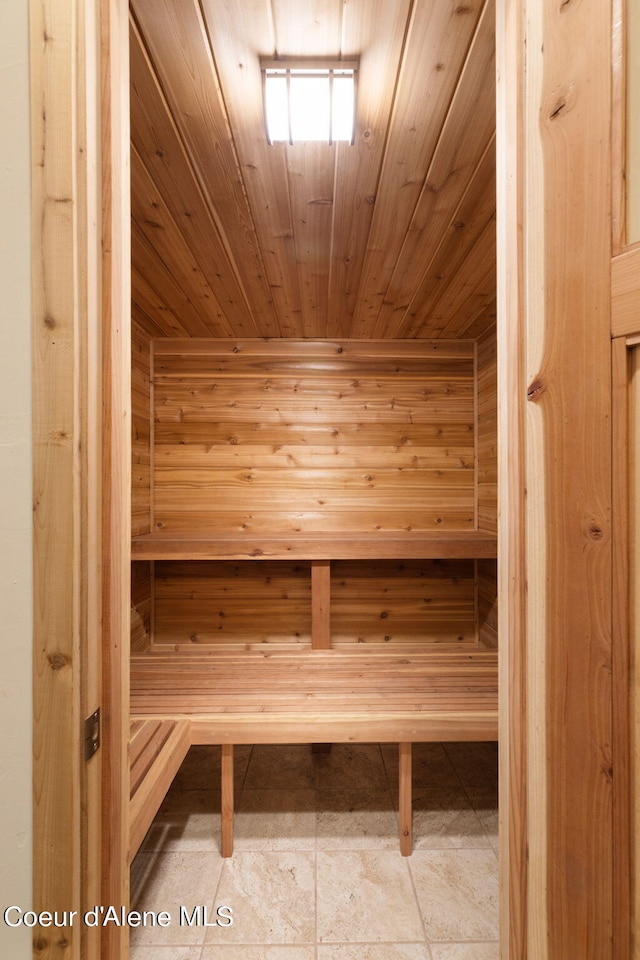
[[331, 559, 476, 650], [476, 326, 498, 650], [152, 339, 476, 535], [131, 321, 153, 654], [131, 319, 152, 537], [153, 560, 311, 650], [131, 561, 152, 652], [477, 326, 498, 533], [477, 559, 498, 650]]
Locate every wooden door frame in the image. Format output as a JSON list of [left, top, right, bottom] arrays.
[[30, 0, 130, 957], [610, 0, 640, 944], [30, 0, 622, 958], [497, 0, 615, 956]]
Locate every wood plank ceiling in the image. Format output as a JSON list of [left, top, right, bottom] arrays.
[[129, 0, 496, 341]]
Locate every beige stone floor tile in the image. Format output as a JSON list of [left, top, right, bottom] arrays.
[[316, 788, 398, 849], [137, 790, 222, 855], [443, 743, 498, 791], [467, 792, 499, 852], [411, 788, 490, 850], [169, 744, 252, 794], [382, 743, 462, 791], [202, 948, 315, 959], [130, 850, 223, 945], [130, 948, 202, 960], [315, 743, 390, 791], [242, 744, 318, 790], [429, 943, 498, 960], [234, 789, 316, 851], [463, 780, 499, 806], [317, 944, 432, 959], [205, 851, 315, 944], [409, 849, 498, 942], [316, 850, 425, 943]]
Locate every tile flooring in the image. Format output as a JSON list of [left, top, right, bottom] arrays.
[[130, 741, 499, 960]]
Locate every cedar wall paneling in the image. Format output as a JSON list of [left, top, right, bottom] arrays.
[[131, 561, 152, 652], [331, 560, 476, 649], [151, 557, 477, 653], [147, 339, 481, 652], [131, 320, 152, 652], [476, 327, 498, 649], [477, 559, 498, 650], [151, 340, 476, 535], [153, 560, 311, 649], [131, 319, 152, 536], [477, 327, 497, 533]]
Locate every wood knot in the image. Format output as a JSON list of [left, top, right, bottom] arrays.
[[527, 378, 545, 402], [44, 315, 56, 329], [48, 652, 68, 671], [589, 524, 604, 540]]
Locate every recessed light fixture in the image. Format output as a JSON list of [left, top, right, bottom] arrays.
[[261, 59, 358, 145]]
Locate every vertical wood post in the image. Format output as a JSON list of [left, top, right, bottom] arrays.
[[612, 337, 631, 958], [497, 0, 614, 956], [496, 0, 527, 954], [31, 0, 83, 951], [311, 559, 331, 650], [221, 744, 234, 858], [30, 0, 106, 956], [398, 742, 412, 856], [101, 1, 131, 958]]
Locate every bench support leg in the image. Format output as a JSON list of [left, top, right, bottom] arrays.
[[221, 743, 234, 858], [399, 742, 412, 856]]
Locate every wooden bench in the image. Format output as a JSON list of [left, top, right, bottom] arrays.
[[129, 648, 498, 857], [129, 718, 191, 859]]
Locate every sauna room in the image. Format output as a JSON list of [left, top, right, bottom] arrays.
[[127, 0, 499, 951], [25, 0, 624, 953]]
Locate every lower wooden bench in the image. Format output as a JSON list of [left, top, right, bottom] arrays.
[[129, 718, 191, 859], [129, 649, 498, 858]]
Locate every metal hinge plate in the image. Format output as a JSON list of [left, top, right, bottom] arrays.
[[84, 708, 101, 761]]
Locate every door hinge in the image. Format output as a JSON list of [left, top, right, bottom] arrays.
[[84, 708, 101, 761]]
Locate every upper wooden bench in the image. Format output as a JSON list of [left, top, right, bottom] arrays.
[[131, 529, 498, 561]]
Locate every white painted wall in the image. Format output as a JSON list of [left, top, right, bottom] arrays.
[[0, 0, 32, 956]]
